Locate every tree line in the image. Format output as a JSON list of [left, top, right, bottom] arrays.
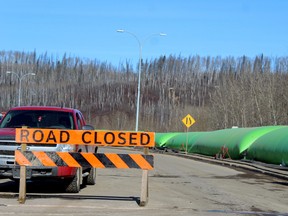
[[0, 51, 288, 132]]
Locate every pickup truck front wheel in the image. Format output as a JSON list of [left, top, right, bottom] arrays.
[[84, 167, 97, 185], [64, 168, 81, 193]]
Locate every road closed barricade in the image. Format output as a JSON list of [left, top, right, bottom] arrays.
[[16, 128, 154, 147], [15, 151, 154, 170], [15, 128, 155, 206]]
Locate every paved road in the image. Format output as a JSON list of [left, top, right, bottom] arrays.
[[0, 148, 287, 215]]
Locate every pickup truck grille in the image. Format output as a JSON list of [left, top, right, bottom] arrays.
[[0, 141, 56, 147], [0, 150, 14, 155], [0, 136, 15, 140], [0, 140, 57, 148]]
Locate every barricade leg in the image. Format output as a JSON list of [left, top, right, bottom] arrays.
[[18, 142, 27, 204], [18, 165, 26, 204], [139, 169, 148, 206], [139, 147, 149, 206]]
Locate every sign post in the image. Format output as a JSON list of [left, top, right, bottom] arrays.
[[182, 114, 196, 154]]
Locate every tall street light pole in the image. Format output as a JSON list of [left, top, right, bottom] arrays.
[[117, 29, 166, 131], [6, 71, 36, 106]]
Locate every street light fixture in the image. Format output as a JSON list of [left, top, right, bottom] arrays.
[[117, 29, 166, 131], [6, 71, 36, 106]]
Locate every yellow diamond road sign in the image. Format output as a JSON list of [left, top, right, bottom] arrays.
[[182, 114, 196, 128]]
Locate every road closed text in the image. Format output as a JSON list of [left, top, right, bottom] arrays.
[[15, 129, 155, 147]]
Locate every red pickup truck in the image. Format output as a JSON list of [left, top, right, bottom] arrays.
[[0, 106, 97, 193]]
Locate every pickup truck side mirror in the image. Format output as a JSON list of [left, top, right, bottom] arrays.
[[82, 125, 94, 130]]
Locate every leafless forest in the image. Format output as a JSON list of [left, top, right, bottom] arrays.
[[1, 51, 288, 132]]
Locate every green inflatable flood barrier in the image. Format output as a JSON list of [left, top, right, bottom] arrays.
[[246, 126, 288, 165], [165, 132, 205, 152], [190, 126, 284, 159], [155, 132, 181, 148], [236, 126, 285, 155]]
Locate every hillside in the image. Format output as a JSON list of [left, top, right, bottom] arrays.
[[1, 51, 288, 132]]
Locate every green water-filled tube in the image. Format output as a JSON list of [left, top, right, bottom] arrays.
[[165, 132, 205, 152], [246, 126, 288, 165], [190, 126, 285, 159], [154, 132, 181, 148]]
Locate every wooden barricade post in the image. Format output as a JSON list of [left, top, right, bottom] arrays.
[[18, 126, 27, 204], [18, 143, 27, 204], [139, 147, 149, 206]]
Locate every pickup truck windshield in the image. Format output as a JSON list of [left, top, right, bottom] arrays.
[[0, 110, 75, 129]]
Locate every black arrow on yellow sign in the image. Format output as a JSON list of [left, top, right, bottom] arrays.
[[182, 114, 196, 128]]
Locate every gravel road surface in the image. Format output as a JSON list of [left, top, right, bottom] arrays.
[[0, 148, 287, 216]]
